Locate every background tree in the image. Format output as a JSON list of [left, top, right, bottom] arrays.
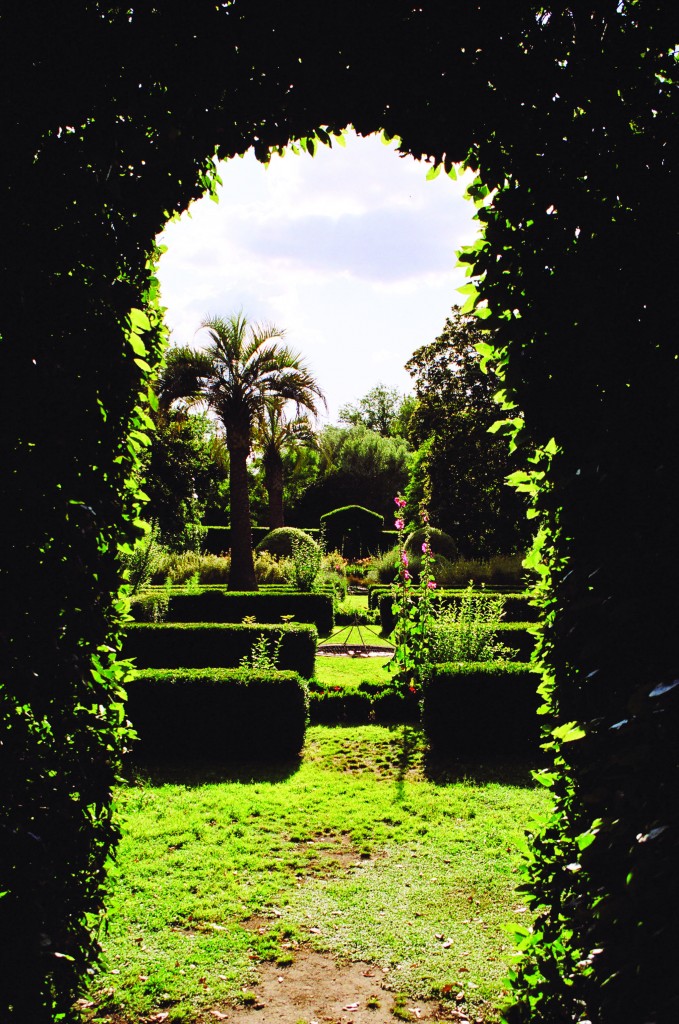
[[338, 383, 415, 438], [292, 423, 411, 525], [252, 400, 317, 529], [140, 409, 229, 546], [159, 313, 325, 589], [405, 307, 530, 558]]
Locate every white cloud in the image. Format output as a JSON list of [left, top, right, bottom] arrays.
[[157, 131, 480, 422]]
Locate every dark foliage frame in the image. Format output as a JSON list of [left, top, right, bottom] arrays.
[[2, 3, 678, 1020]]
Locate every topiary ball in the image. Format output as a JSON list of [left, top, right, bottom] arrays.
[[404, 527, 457, 562], [255, 527, 319, 557]]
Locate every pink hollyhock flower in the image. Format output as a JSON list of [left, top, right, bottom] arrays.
[[401, 551, 409, 566], [421, 542, 428, 553], [427, 580, 437, 590], [395, 518, 405, 531], [394, 496, 407, 508], [421, 511, 429, 524], [403, 570, 412, 580]]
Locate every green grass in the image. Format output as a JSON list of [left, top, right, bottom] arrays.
[[313, 655, 393, 690], [85, 726, 547, 1023]]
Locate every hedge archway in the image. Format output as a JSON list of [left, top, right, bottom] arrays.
[[2, 4, 678, 1021]]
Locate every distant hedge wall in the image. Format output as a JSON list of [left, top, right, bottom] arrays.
[[127, 669, 308, 761], [308, 682, 420, 725], [131, 590, 333, 634], [320, 505, 384, 558], [123, 622, 317, 678], [422, 662, 541, 759]]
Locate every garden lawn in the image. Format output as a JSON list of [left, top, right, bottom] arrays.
[[85, 726, 548, 1024], [314, 655, 393, 690]]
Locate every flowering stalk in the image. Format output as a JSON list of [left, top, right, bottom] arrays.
[[388, 496, 436, 693]]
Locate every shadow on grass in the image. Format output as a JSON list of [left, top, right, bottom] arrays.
[[423, 749, 541, 788], [383, 722, 542, 789], [121, 753, 304, 787]]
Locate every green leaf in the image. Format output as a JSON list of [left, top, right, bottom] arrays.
[[447, 165, 458, 181], [552, 722, 586, 743], [426, 163, 442, 181], [128, 308, 151, 334]]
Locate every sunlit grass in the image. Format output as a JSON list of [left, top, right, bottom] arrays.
[[86, 726, 547, 1023]]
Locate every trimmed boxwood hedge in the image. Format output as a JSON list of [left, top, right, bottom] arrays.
[[123, 622, 317, 678], [320, 505, 384, 558], [131, 590, 334, 634], [377, 590, 539, 632], [126, 669, 308, 761], [308, 682, 419, 725], [422, 662, 541, 759]]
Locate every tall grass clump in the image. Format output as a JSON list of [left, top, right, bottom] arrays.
[[287, 536, 323, 592], [429, 583, 517, 662]]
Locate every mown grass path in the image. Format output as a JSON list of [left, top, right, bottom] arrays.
[[85, 727, 548, 1024]]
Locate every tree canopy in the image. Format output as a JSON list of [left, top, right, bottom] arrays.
[[405, 307, 530, 557], [158, 313, 324, 588]]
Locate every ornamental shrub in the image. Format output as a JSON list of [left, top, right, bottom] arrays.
[[288, 535, 322, 591], [404, 526, 457, 562], [255, 526, 318, 557], [320, 505, 384, 559]]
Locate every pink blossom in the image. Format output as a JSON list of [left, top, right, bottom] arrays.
[[394, 496, 407, 508], [421, 511, 429, 524], [427, 581, 437, 590], [395, 518, 405, 531], [401, 551, 409, 566], [421, 542, 428, 554], [403, 570, 412, 580]]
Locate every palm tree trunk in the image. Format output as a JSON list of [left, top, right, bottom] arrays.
[[265, 451, 285, 529], [227, 429, 257, 591]]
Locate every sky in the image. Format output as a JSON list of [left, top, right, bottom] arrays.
[[156, 130, 480, 426]]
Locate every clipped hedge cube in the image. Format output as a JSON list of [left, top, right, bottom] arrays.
[[126, 669, 308, 761], [423, 662, 542, 759], [123, 622, 317, 678]]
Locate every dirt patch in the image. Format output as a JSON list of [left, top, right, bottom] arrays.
[[224, 946, 474, 1024]]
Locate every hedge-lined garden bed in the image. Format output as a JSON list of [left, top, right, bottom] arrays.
[[422, 662, 542, 759], [376, 589, 539, 629], [127, 669, 308, 761], [123, 622, 317, 678]]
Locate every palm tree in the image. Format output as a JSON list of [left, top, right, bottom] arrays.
[[158, 312, 325, 590], [253, 399, 317, 529]]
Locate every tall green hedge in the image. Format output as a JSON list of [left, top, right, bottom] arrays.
[[131, 589, 334, 634], [127, 669, 308, 761], [320, 505, 384, 558], [422, 663, 541, 759], [123, 622, 317, 678]]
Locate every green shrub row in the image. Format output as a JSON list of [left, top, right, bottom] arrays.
[[368, 584, 530, 609], [377, 590, 539, 631], [308, 685, 420, 724], [126, 669, 307, 761], [130, 590, 333, 634], [422, 662, 541, 759], [122, 622, 317, 678]]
